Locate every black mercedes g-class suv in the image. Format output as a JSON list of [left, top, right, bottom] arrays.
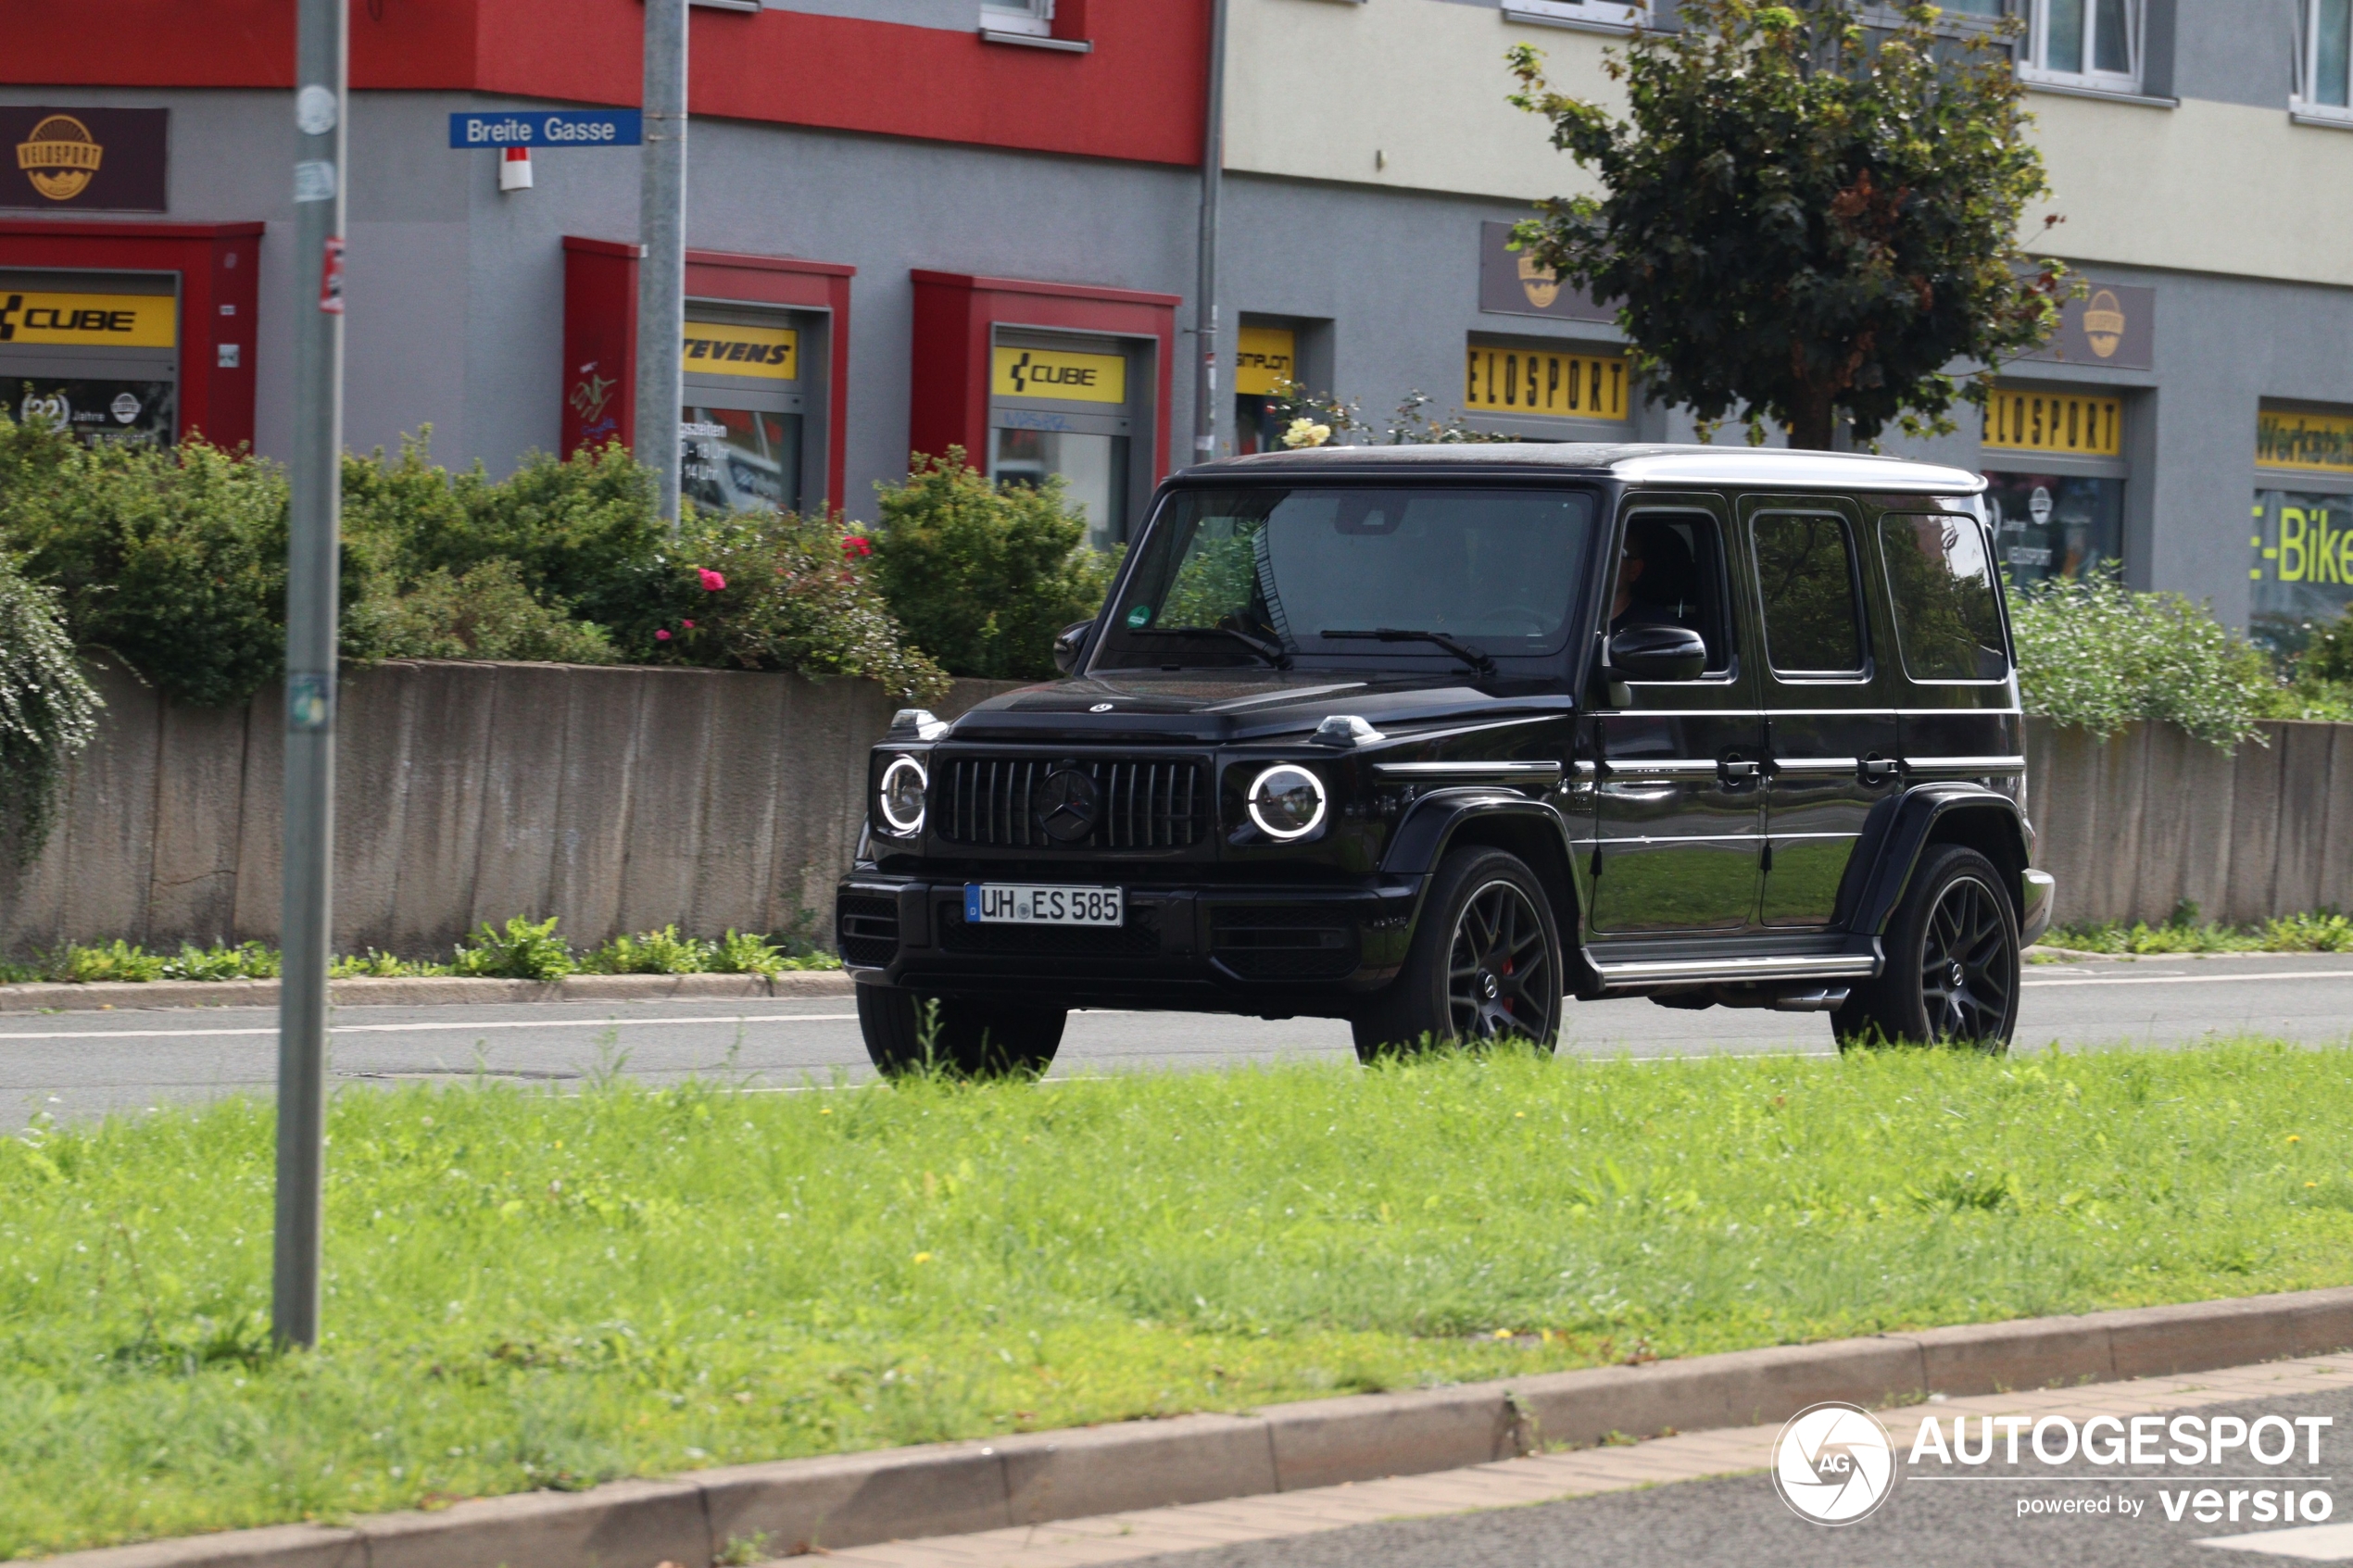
[[837, 445, 2056, 1073]]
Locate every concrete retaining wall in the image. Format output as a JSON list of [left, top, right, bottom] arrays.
[[0, 660, 1016, 958], [0, 666, 2338, 956], [2025, 716, 2353, 928]]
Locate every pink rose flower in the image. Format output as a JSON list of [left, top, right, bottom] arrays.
[[682, 620, 696, 630], [655, 629, 672, 641], [841, 535, 873, 558], [698, 568, 726, 592]]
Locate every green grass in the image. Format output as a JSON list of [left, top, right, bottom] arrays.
[[0, 922, 841, 987], [2045, 902, 2353, 956], [6, 1042, 2353, 1556]]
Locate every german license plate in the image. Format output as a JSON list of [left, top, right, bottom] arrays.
[[964, 884, 1124, 926]]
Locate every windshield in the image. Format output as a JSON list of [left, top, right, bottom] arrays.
[[1094, 485, 1598, 671]]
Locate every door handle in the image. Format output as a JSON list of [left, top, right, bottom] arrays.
[[1720, 758, 1762, 782], [1861, 755, 1899, 784]]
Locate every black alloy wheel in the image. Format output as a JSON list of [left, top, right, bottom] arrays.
[[1353, 847, 1564, 1060], [1449, 878, 1557, 1042], [855, 985, 1066, 1078], [1919, 873, 2013, 1041], [1833, 844, 2020, 1051]]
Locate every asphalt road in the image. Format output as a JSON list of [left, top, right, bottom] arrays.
[[5, 953, 2351, 1123], [1126, 1384, 2353, 1568]]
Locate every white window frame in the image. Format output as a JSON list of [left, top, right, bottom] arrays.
[[979, 0, 1052, 38], [2294, 0, 2353, 124], [1502, 0, 1651, 34], [2019, 0, 2144, 95]]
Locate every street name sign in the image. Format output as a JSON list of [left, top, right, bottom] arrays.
[[448, 110, 643, 148]]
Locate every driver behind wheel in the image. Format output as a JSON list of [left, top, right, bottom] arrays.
[[1611, 518, 1701, 635]]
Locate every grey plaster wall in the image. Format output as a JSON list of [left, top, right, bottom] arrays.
[[0, 660, 1018, 958]]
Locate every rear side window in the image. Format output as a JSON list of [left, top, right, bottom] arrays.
[[1880, 513, 2010, 682], [1752, 514, 1867, 675]]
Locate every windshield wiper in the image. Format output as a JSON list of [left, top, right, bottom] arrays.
[[1129, 625, 1292, 669], [1320, 628, 1498, 678]]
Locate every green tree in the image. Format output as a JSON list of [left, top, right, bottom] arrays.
[[867, 448, 1117, 681], [0, 552, 100, 861], [1508, 0, 2069, 449]]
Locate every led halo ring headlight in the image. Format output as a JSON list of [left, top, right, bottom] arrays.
[[1246, 763, 1327, 841], [877, 755, 928, 836]]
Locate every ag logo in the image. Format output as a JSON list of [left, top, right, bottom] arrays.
[[17, 115, 103, 202], [1034, 765, 1100, 845], [1770, 1401, 1898, 1525]]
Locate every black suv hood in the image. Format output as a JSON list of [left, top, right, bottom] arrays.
[[939, 671, 1573, 746]]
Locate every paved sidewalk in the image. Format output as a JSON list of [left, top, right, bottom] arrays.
[[796, 1353, 2353, 1568]]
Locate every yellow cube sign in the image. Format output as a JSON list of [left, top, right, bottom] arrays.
[[0, 289, 176, 348], [682, 321, 798, 380], [992, 345, 1126, 405]]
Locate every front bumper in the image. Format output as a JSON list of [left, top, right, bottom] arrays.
[[835, 874, 1427, 1013], [2020, 868, 2057, 947]]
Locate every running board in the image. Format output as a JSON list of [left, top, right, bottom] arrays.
[[1587, 952, 1880, 991]]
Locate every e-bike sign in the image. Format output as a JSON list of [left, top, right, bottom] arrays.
[[447, 110, 642, 149]]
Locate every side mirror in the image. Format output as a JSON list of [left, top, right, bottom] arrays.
[[1052, 620, 1094, 676], [1608, 622, 1707, 682]]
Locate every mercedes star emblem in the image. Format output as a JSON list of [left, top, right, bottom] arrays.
[[1035, 766, 1101, 844], [1090, 702, 1114, 712]]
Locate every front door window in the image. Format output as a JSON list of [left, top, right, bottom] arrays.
[[681, 405, 801, 515]]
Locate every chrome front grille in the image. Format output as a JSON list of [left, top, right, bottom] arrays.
[[936, 756, 1210, 850]]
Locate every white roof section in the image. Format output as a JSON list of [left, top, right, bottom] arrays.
[[1190, 443, 1987, 496]]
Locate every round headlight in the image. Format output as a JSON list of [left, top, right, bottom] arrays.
[[1247, 764, 1327, 841], [877, 755, 927, 836]]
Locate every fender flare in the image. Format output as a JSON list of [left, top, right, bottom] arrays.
[[1380, 788, 1579, 880], [1844, 784, 2032, 936]]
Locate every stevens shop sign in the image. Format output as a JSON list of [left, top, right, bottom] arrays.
[[3, 107, 168, 212]]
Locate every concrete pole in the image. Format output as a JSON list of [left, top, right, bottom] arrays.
[[273, 0, 347, 1351], [1191, 0, 1228, 466], [636, 0, 688, 526]]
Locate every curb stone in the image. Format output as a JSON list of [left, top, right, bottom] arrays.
[[0, 971, 853, 1014], [44, 1285, 2353, 1568]]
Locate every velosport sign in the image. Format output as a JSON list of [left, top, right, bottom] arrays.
[[447, 110, 642, 148]]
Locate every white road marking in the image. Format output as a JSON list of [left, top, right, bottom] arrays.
[[2021, 971, 2353, 989], [0, 1013, 858, 1043], [2196, 1521, 2353, 1560]]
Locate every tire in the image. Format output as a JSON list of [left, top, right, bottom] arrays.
[[855, 985, 1066, 1078], [1352, 847, 1564, 1061], [1834, 844, 2020, 1051]]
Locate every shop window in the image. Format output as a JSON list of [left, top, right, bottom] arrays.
[[988, 332, 1139, 550], [2021, 0, 2142, 94], [0, 268, 181, 448], [1978, 382, 2126, 589], [679, 310, 815, 514], [1983, 473, 2122, 587], [1233, 323, 1297, 457], [2298, 0, 2353, 118], [2252, 404, 2353, 652]]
